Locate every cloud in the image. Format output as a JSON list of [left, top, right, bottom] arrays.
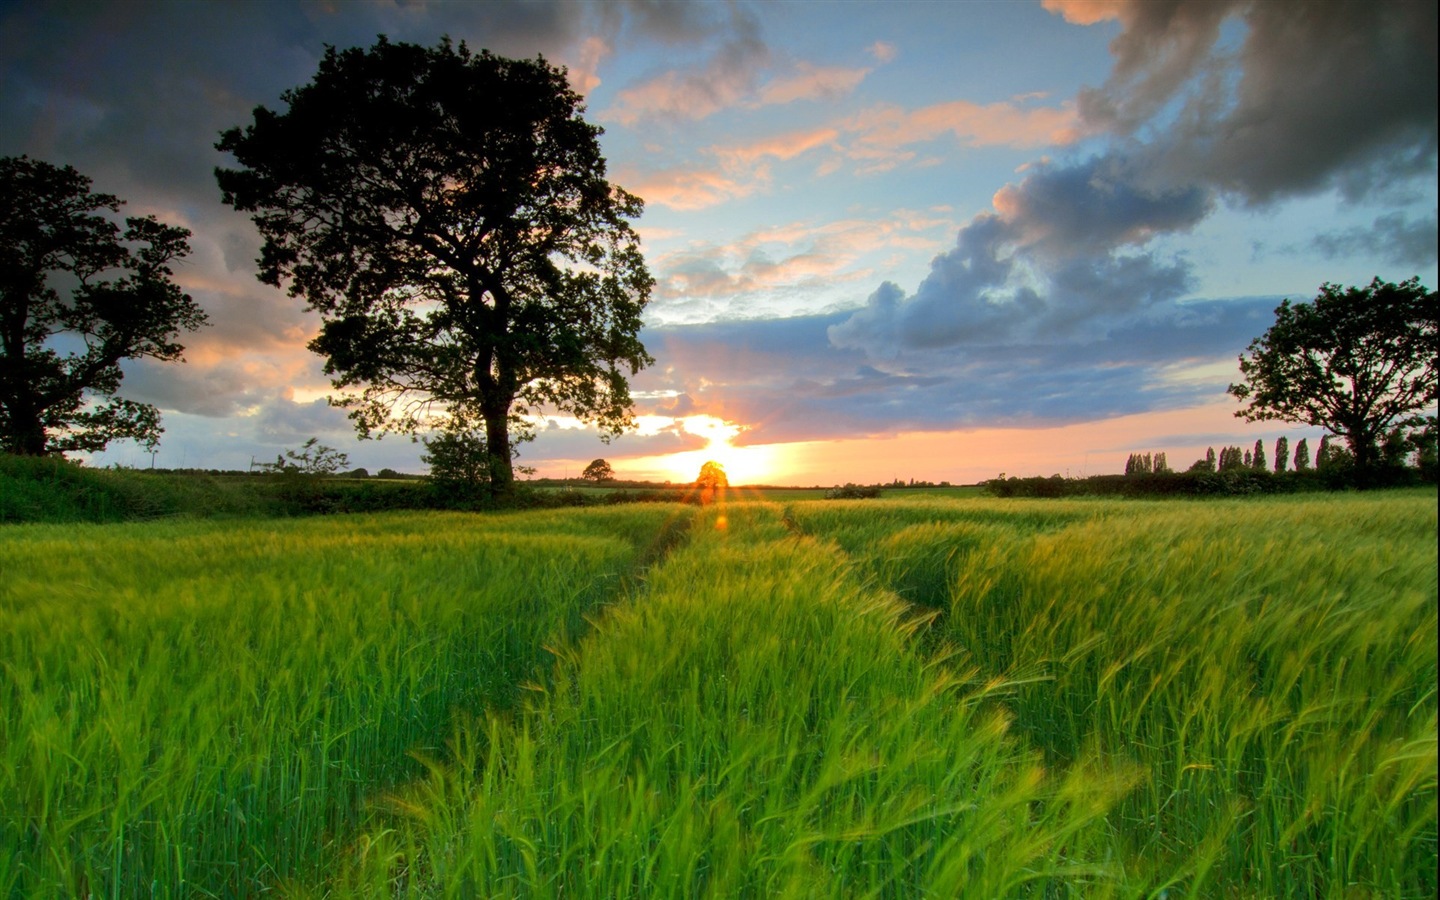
[[646, 208, 955, 321], [757, 62, 871, 106], [692, 95, 1082, 196], [1309, 213, 1439, 269], [253, 391, 354, 444], [828, 154, 1209, 357], [713, 126, 842, 167], [842, 98, 1082, 163], [601, 7, 770, 125], [991, 155, 1212, 257], [601, 4, 892, 126], [1047, 0, 1438, 204], [867, 41, 897, 63], [631, 298, 1276, 447], [615, 162, 769, 211]]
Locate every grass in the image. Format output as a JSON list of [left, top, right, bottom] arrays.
[[1, 489, 1434, 897]]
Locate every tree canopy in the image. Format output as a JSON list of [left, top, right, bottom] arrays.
[[1228, 277, 1437, 471], [582, 458, 614, 482], [216, 37, 653, 496], [1, 156, 206, 456], [696, 460, 729, 490]]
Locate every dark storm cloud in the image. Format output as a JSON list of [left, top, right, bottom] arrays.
[[1064, 0, 1438, 204]]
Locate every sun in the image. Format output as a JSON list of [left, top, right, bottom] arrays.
[[656, 415, 786, 485]]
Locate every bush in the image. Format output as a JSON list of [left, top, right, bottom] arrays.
[[825, 484, 883, 499]]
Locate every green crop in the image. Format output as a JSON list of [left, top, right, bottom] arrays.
[[2, 491, 1434, 897]]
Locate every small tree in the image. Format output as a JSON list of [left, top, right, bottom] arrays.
[[1229, 277, 1438, 473], [421, 427, 490, 498], [695, 460, 729, 504], [1252, 439, 1266, 471], [1274, 436, 1289, 473], [1294, 437, 1311, 471], [1189, 447, 1218, 473], [582, 458, 615, 482], [1, 156, 208, 455], [696, 460, 729, 489], [263, 437, 349, 475], [1154, 452, 1169, 473]]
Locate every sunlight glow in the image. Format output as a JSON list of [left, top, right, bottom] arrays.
[[631, 414, 792, 485]]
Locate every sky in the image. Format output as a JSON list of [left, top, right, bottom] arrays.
[[2, 0, 1435, 485]]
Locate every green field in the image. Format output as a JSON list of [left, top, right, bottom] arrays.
[[2, 491, 1435, 897]]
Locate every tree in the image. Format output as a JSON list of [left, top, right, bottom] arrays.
[[1294, 437, 1311, 471], [217, 37, 653, 498], [1274, 435, 1289, 473], [1252, 439, 1266, 471], [420, 426, 490, 498], [582, 458, 614, 482], [1218, 446, 1244, 471], [1315, 434, 1352, 471], [1380, 427, 1410, 468], [1, 156, 207, 456], [696, 460, 728, 490], [1228, 278, 1438, 472]]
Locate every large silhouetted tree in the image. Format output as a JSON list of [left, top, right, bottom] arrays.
[[217, 37, 653, 496], [1, 156, 206, 456], [1229, 278, 1437, 473]]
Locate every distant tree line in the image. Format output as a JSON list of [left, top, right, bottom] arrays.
[[992, 422, 1436, 499]]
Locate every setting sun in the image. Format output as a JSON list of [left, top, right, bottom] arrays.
[[629, 415, 789, 485]]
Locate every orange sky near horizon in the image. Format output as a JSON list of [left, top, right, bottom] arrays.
[[555, 400, 1325, 487]]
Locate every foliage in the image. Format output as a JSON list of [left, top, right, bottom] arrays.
[[695, 460, 728, 490], [1, 454, 280, 522], [1125, 451, 1170, 475], [582, 458, 614, 482], [1229, 277, 1438, 471], [1274, 435, 1289, 473], [824, 483, 883, 499], [419, 426, 491, 502], [1294, 437, 1311, 471], [217, 38, 653, 498], [0, 156, 208, 456]]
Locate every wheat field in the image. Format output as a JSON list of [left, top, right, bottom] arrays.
[[2, 492, 1434, 897]]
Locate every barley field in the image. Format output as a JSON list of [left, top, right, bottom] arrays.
[[1, 491, 1434, 897]]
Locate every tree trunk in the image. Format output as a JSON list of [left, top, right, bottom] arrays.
[[483, 400, 514, 498], [5, 399, 49, 456]]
